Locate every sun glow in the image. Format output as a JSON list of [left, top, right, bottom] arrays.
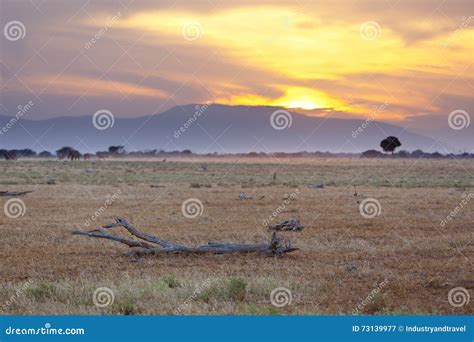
[[271, 87, 350, 111], [91, 5, 473, 122], [285, 100, 319, 110]]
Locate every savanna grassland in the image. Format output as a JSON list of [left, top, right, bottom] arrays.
[[0, 157, 473, 315]]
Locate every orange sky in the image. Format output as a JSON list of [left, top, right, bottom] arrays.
[[1, 0, 473, 126]]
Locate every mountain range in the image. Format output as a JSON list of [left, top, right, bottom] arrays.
[[0, 104, 465, 154]]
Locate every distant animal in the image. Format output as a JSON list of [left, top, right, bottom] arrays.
[[67, 149, 81, 161], [56, 146, 74, 160], [83, 153, 93, 160], [162, 158, 166, 162], [0, 150, 17, 160], [201, 163, 208, 171]]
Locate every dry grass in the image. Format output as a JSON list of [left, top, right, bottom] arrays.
[[0, 157, 472, 315]]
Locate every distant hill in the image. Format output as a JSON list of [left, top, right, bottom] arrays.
[[0, 104, 448, 153]]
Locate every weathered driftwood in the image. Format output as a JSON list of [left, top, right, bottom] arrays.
[[269, 218, 304, 232], [0, 190, 34, 197], [72, 218, 298, 257]]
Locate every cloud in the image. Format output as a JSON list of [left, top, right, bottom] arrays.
[[0, 0, 472, 140]]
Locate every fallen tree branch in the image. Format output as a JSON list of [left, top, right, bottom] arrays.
[[72, 218, 298, 257], [0, 190, 34, 197]]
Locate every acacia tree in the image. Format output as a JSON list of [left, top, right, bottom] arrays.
[[380, 136, 401, 156]]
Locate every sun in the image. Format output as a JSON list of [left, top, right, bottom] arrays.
[[272, 87, 346, 111], [285, 100, 319, 110]]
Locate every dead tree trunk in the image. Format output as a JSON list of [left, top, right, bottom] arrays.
[[72, 218, 298, 257], [0, 191, 34, 196]]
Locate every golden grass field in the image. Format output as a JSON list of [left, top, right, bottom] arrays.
[[0, 157, 473, 315]]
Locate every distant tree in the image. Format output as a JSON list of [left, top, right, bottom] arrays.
[[430, 152, 443, 159], [361, 149, 383, 158], [380, 136, 401, 155], [16, 149, 36, 157], [397, 150, 410, 158], [181, 149, 192, 154], [39, 151, 53, 158], [108, 146, 124, 154], [411, 149, 425, 158]]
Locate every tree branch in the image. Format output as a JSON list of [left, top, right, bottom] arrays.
[[72, 218, 298, 257]]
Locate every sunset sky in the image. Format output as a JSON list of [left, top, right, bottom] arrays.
[[1, 0, 473, 133]]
